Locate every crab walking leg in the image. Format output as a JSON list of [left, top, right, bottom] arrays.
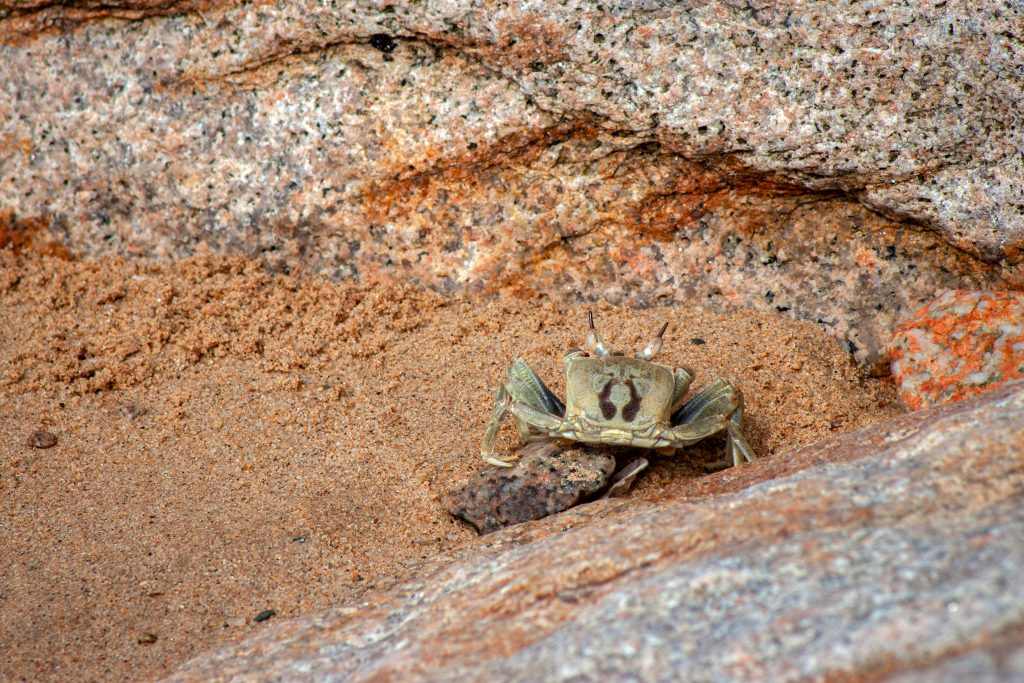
[[506, 400, 576, 436], [511, 415, 532, 442], [671, 379, 757, 466], [725, 388, 757, 466], [480, 391, 578, 459], [670, 378, 736, 425], [481, 385, 516, 467], [508, 357, 566, 417], [669, 366, 696, 413], [603, 457, 650, 498], [662, 412, 730, 446], [483, 358, 570, 467]]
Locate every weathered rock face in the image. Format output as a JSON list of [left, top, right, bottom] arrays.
[[164, 381, 1024, 682], [1, 1, 1018, 359]]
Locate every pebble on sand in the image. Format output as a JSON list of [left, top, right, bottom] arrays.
[[27, 430, 57, 449]]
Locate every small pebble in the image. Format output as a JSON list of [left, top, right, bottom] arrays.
[[118, 401, 147, 420], [254, 609, 275, 623], [137, 633, 158, 645], [224, 617, 246, 628], [28, 430, 57, 449]]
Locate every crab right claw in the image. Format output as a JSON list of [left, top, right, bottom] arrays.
[[481, 358, 571, 468]]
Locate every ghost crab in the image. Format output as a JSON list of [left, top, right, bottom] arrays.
[[482, 313, 756, 483]]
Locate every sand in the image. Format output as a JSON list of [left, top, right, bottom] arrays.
[[0, 253, 901, 682]]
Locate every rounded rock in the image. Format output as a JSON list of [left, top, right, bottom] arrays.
[[27, 430, 57, 449], [886, 290, 1024, 410], [445, 439, 617, 534]]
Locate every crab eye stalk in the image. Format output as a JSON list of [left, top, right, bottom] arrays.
[[586, 311, 612, 357], [636, 321, 669, 360]]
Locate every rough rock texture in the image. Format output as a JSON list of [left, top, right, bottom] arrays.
[[1, 0, 1019, 359], [445, 439, 616, 533], [165, 380, 1024, 683], [888, 290, 1024, 410]]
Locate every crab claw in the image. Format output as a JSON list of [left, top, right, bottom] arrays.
[[636, 321, 669, 360]]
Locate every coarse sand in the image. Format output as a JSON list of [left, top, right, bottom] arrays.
[[0, 254, 901, 682]]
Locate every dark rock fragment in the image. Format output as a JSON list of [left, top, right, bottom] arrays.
[[118, 401, 147, 420], [27, 430, 57, 449], [254, 610, 275, 623], [445, 439, 615, 534]]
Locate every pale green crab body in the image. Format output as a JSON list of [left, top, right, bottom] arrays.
[[482, 314, 756, 475], [561, 356, 676, 447]]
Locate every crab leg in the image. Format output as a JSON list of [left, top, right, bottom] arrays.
[[481, 385, 560, 467], [507, 400, 576, 435], [508, 357, 565, 417], [670, 378, 736, 425], [662, 412, 730, 446], [482, 358, 571, 467], [670, 366, 695, 412], [481, 385, 515, 467], [602, 457, 650, 498], [725, 388, 756, 466], [482, 390, 577, 467], [667, 379, 757, 465]]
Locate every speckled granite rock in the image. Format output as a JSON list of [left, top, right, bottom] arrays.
[[445, 439, 616, 534], [164, 381, 1024, 683], [887, 290, 1024, 410], [0, 0, 1018, 357]]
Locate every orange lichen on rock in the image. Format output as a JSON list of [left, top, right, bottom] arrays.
[[886, 290, 1024, 410]]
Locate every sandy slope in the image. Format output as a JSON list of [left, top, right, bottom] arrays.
[[0, 254, 900, 682]]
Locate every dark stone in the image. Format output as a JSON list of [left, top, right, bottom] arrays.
[[445, 439, 616, 534], [27, 430, 57, 449]]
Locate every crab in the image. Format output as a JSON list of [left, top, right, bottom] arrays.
[[481, 313, 756, 486]]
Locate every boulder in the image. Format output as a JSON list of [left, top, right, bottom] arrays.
[[1, 0, 1018, 358], [164, 380, 1024, 682], [888, 290, 1024, 410]]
